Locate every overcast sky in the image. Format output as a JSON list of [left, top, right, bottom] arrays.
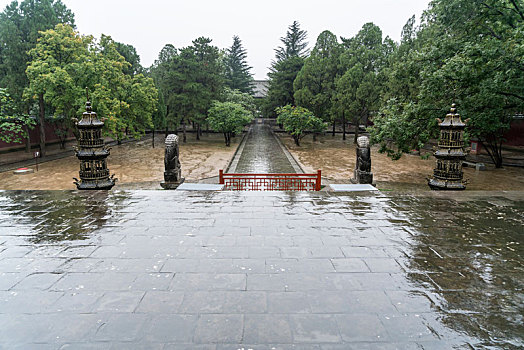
[[2, 0, 431, 79]]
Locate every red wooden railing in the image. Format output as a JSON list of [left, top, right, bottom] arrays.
[[219, 170, 322, 191]]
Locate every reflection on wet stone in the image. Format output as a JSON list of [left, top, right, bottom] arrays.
[[235, 120, 296, 173], [0, 190, 522, 348], [0, 191, 130, 243]]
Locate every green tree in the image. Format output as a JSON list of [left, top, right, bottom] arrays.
[[263, 21, 309, 118], [294, 30, 341, 134], [0, 0, 75, 112], [274, 21, 309, 63], [207, 101, 253, 146], [25, 24, 157, 146], [90, 34, 157, 141], [191, 37, 224, 138], [155, 38, 223, 142], [114, 41, 142, 76], [24, 23, 90, 156], [222, 87, 257, 117], [0, 88, 35, 144], [276, 105, 326, 146], [0, 0, 74, 155], [335, 23, 389, 142], [150, 44, 178, 136], [263, 56, 304, 118], [371, 0, 524, 168], [224, 36, 253, 94], [369, 16, 431, 158]]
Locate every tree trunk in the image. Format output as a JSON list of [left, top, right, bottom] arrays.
[[196, 123, 200, 140], [481, 139, 504, 168], [24, 124, 31, 153], [332, 122, 335, 137], [294, 135, 300, 146], [342, 112, 346, 141], [353, 116, 360, 144], [165, 126, 168, 138], [152, 129, 155, 148], [38, 93, 46, 157], [182, 121, 187, 143], [313, 134, 317, 141]]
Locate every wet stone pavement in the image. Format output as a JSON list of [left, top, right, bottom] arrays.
[[234, 120, 296, 173], [0, 190, 523, 349]]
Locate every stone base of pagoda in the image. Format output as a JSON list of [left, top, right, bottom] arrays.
[[75, 178, 116, 190], [160, 177, 185, 190], [428, 178, 466, 190]]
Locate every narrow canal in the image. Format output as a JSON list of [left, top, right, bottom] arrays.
[[234, 119, 296, 173]]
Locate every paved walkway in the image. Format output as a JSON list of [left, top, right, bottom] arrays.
[[0, 190, 522, 348], [234, 120, 297, 173]]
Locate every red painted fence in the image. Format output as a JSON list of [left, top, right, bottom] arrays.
[[219, 170, 322, 191]]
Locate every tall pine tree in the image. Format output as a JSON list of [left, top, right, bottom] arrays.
[[294, 30, 341, 133], [224, 36, 253, 94], [274, 21, 309, 64], [264, 21, 309, 117]]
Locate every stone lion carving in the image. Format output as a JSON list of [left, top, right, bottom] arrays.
[[161, 134, 183, 188], [353, 136, 373, 184]]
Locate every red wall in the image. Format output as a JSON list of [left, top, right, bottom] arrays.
[[0, 124, 74, 150], [504, 120, 524, 146]]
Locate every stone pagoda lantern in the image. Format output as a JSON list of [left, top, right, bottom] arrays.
[[428, 103, 468, 190], [73, 93, 116, 190]]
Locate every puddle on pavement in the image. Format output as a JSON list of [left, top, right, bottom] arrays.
[[0, 189, 522, 347], [0, 191, 132, 243], [391, 195, 524, 347]]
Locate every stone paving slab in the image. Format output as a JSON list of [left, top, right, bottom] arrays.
[[329, 184, 379, 192], [0, 190, 522, 348], [176, 183, 224, 191]]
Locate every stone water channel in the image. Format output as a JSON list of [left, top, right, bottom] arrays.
[[232, 119, 298, 174], [0, 189, 522, 348]]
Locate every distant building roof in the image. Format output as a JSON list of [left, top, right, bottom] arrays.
[[252, 80, 269, 98]]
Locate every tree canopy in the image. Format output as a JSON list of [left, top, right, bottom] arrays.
[[335, 23, 390, 142], [25, 24, 157, 143], [294, 30, 341, 129], [263, 56, 304, 118], [224, 36, 253, 94], [274, 21, 310, 63], [276, 105, 326, 146], [0, 0, 75, 114], [263, 21, 309, 118], [0, 88, 35, 143], [370, 0, 524, 167], [207, 101, 253, 146]]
